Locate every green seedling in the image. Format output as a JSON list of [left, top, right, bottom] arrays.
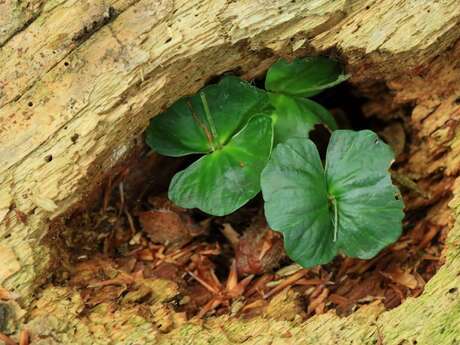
[[145, 56, 404, 268], [261, 130, 404, 267], [146, 76, 274, 216]]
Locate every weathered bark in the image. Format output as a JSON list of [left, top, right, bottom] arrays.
[[1, 0, 460, 344]]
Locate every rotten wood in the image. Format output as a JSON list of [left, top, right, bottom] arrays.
[[0, 0, 460, 344]]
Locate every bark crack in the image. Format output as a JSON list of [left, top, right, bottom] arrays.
[[71, 5, 118, 44]]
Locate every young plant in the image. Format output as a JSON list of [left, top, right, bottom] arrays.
[[146, 76, 273, 216], [261, 130, 404, 267], [145, 56, 404, 268], [146, 57, 345, 216]]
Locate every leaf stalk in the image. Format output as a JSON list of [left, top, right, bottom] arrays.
[[330, 195, 338, 242], [200, 92, 221, 151]]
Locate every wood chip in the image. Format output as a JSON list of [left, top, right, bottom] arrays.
[[380, 267, 418, 289], [221, 223, 240, 248], [328, 293, 349, 306], [276, 263, 303, 277], [264, 270, 308, 299], [19, 330, 29, 345], [187, 270, 220, 294], [87, 273, 134, 288], [418, 225, 440, 249], [294, 278, 326, 286], [245, 274, 274, 297], [308, 288, 329, 314], [241, 299, 266, 312]]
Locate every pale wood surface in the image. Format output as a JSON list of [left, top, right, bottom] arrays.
[[1, 0, 460, 343]]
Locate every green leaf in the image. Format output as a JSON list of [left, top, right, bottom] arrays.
[[169, 115, 273, 216], [269, 93, 337, 144], [146, 76, 269, 157], [261, 138, 334, 267], [325, 130, 404, 259], [265, 57, 349, 98], [261, 130, 404, 268]]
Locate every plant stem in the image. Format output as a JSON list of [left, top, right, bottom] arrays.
[[200, 92, 221, 150], [330, 196, 339, 242]]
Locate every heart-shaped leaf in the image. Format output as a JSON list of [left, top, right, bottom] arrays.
[[265, 57, 349, 98], [169, 115, 273, 216], [261, 130, 404, 268], [146, 76, 269, 157], [269, 93, 337, 144]]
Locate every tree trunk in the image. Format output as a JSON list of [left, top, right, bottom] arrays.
[[1, 0, 460, 344]]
